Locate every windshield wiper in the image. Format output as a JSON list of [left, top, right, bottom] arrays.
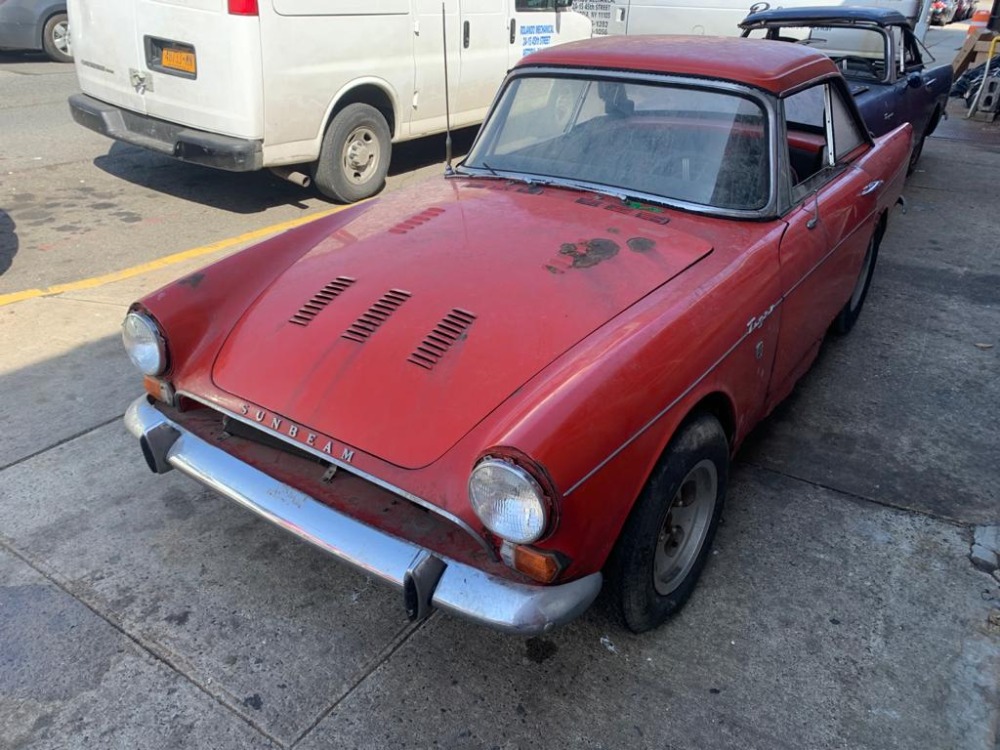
[[452, 167, 657, 208], [453, 161, 502, 179]]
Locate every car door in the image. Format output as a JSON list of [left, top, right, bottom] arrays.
[[769, 79, 880, 404], [412, 0, 461, 135], [457, 0, 508, 117], [891, 26, 935, 138]]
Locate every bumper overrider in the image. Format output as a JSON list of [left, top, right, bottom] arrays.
[[124, 397, 602, 635], [69, 94, 263, 172]]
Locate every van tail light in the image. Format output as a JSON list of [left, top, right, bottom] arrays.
[[228, 0, 258, 15]]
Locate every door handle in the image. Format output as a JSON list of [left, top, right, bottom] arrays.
[[860, 179, 883, 196], [510, 18, 516, 44], [464, 20, 470, 48]]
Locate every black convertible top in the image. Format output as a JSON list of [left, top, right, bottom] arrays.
[[739, 6, 909, 28]]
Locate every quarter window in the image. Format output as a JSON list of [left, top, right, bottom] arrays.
[[830, 86, 864, 160], [783, 81, 867, 201]]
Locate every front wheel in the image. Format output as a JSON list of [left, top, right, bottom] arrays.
[[605, 413, 729, 633], [313, 103, 391, 204], [833, 225, 881, 335], [42, 13, 72, 63]]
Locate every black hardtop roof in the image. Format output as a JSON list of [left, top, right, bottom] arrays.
[[740, 6, 909, 28]]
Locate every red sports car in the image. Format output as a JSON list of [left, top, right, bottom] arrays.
[[123, 36, 911, 635]]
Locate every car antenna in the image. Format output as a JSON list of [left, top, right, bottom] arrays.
[[442, 3, 454, 175]]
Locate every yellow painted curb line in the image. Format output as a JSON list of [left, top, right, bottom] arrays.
[[0, 204, 350, 308]]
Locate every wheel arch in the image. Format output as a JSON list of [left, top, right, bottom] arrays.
[[685, 391, 738, 451], [322, 80, 399, 143], [925, 104, 943, 138], [875, 207, 888, 244], [571, 387, 739, 572]]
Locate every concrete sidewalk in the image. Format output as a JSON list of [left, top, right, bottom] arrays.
[[2, 76, 999, 750]]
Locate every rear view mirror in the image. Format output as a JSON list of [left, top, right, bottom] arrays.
[[907, 73, 922, 89]]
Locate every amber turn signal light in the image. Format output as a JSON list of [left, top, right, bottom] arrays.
[[510, 545, 567, 584], [143, 376, 175, 405]]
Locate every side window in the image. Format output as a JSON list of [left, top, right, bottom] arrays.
[[784, 85, 828, 201], [830, 85, 864, 161], [783, 82, 867, 202], [902, 30, 923, 70]]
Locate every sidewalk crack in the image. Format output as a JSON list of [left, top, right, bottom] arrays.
[[0, 534, 289, 748], [289, 614, 437, 748]]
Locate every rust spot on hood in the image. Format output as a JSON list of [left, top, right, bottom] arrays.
[[627, 237, 656, 253], [561, 238, 620, 268], [545, 238, 621, 273]]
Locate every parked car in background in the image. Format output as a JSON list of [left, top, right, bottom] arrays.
[[122, 35, 911, 636], [929, 0, 959, 24], [741, 7, 951, 171], [0, 0, 70, 62], [67, 0, 591, 204], [954, 0, 977, 21]]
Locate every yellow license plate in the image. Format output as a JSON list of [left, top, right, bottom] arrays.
[[162, 48, 196, 74]]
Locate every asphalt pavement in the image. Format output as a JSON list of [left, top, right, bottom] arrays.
[[1, 25, 999, 750]]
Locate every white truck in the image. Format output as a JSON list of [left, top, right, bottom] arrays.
[[67, 0, 591, 203], [573, 0, 923, 37]]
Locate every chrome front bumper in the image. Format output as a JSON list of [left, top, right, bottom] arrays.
[[124, 397, 602, 635]]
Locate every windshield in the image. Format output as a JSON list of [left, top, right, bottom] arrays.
[[745, 26, 889, 82], [463, 76, 770, 212]]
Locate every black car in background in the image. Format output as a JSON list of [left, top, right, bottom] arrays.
[[740, 7, 952, 173], [0, 0, 70, 63]]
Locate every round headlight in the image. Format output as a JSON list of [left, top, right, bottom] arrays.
[[469, 458, 548, 544], [122, 311, 167, 376]]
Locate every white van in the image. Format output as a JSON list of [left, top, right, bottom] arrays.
[[574, 0, 922, 37], [67, 0, 591, 202]]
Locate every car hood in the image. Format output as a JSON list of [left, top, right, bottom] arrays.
[[212, 180, 712, 469]]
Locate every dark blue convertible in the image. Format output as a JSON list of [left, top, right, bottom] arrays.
[[740, 7, 952, 173]]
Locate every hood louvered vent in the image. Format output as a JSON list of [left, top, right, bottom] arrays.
[[289, 276, 356, 327], [408, 309, 476, 370], [342, 289, 412, 343], [388, 206, 445, 235]]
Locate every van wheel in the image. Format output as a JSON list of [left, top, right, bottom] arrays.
[[43, 13, 72, 63], [605, 413, 729, 633], [314, 104, 391, 203]]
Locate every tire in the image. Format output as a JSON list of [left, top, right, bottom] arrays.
[[908, 107, 941, 176], [605, 413, 729, 633], [907, 131, 926, 176], [42, 13, 72, 63], [313, 103, 391, 203], [833, 224, 881, 335]]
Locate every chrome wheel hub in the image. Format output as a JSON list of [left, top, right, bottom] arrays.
[[54, 21, 71, 56]]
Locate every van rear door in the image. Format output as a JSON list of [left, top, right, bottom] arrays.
[[69, 0, 264, 140], [68, 0, 147, 115], [137, 0, 263, 140]]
